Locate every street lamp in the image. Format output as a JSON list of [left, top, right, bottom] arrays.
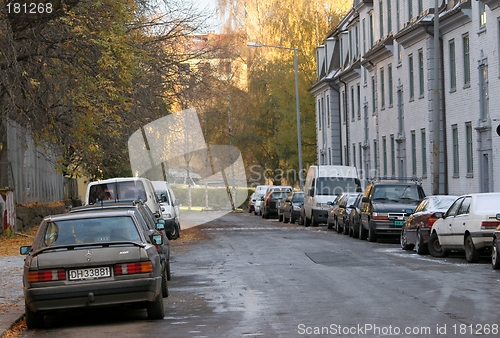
[[247, 41, 304, 189]]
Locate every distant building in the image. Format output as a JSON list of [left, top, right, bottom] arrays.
[[312, 0, 500, 194]]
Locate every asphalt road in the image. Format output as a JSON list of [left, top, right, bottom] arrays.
[[22, 211, 500, 337]]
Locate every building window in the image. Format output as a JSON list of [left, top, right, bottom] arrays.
[[353, 143, 356, 167], [388, 64, 393, 106], [380, 67, 385, 109], [351, 86, 355, 120], [382, 136, 387, 177], [418, 49, 424, 97], [449, 39, 456, 91], [479, 63, 489, 122], [342, 91, 347, 124], [409, 54, 414, 100], [418, 0, 423, 15], [396, 0, 400, 30], [466, 122, 473, 175], [349, 29, 353, 63], [357, 84, 361, 120], [373, 139, 378, 173], [318, 99, 322, 130], [463, 34, 470, 86], [390, 134, 395, 177], [411, 130, 417, 176], [372, 76, 377, 114], [369, 12, 374, 47], [362, 18, 366, 54], [479, 1, 486, 28], [408, 0, 413, 21], [355, 25, 359, 58], [379, 0, 384, 38], [421, 129, 427, 177], [359, 143, 363, 179], [452, 125, 459, 177], [387, 0, 392, 33], [326, 95, 330, 127], [398, 44, 402, 64]]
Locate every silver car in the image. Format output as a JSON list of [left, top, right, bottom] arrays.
[[20, 209, 165, 329]]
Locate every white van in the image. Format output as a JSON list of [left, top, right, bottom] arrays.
[[151, 181, 181, 240], [84, 177, 162, 219], [252, 185, 271, 215], [302, 166, 361, 226]]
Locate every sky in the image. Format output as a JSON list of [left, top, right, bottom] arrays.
[[193, 0, 221, 33]]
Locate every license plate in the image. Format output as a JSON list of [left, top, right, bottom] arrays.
[[69, 267, 111, 280], [394, 220, 405, 227]]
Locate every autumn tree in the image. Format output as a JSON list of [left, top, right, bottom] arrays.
[[0, 0, 214, 181]]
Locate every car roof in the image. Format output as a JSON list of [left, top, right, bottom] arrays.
[[45, 209, 136, 222]]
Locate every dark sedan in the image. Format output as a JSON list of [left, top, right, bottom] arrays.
[[20, 209, 166, 329], [282, 191, 304, 223], [261, 189, 291, 219], [348, 193, 363, 238], [400, 195, 458, 254]]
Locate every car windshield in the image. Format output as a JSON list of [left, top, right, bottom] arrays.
[[426, 196, 457, 212], [271, 191, 289, 200], [88, 181, 147, 204], [292, 193, 304, 203], [315, 177, 361, 196], [38, 216, 141, 248], [372, 185, 420, 201]]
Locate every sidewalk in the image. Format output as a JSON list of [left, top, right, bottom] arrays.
[[0, 256, 25, 337]]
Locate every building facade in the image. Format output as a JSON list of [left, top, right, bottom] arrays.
[[311, 0, 500, 195]]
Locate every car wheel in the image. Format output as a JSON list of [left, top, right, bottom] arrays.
[[290, 216, 296, 224], [400, 229, 413, 250], [359, 222, 367, 240], [311, 215, 318, 227], [492, 240, 500, 270], [464, 234, 480, 263], [343, 221, 349, 235], [415, 230, 428, 255], [25, 302, 44, 329], [368, 224, 377, 242], [327, 220, 333, 229], [166, 259, 171, 281], [161, 263, 169, 298], [147, 293, 165, 319], [298, 214, 304, 225], [305, 217, 311, 227], [167, 223, 179, 240], [335, 219, 341, 233], [352, 222, 359, 238], [283, 213, 289, 223], [428, 232, 448, 258]]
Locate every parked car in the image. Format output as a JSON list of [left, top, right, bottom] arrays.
[[261, 188, 292, 219], [70, 201, 171, 282], [282, 191, 304, 223], [20, 209, 166, 329], [348, 193, 363, 238], [254, 193, 266, 215], [327, 193, 359, 234], [400, 195, 458, 254], [248, 192, 256, 213], [491, 214, 500, 269], [428, 193, 500, 262], [360, 182, 426, 242], [151, 180, 181, 240]]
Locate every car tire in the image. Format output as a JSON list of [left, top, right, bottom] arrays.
[[415, 230, 428, 255], [492, 240, 500, 270], [305, 217, 311, 227], [343, 221, 349, 235], [368, 224, 377, 242], [464, 234, 480, 263], [283, 214, 289, 223], [290, 216, 296, 224], [25, 302, 44, 329], [167, 223, 179, 240], [161, 263, 169, 298], [335, 219, 341, 233], [327, 220, 333, 229], [298, 214, 304, 225], [352, 222, 359, 238], [311, 216, 318, 227], [400, 229, 414, 250], [147, 293, 165, 320], [359, 222, 367, 240], [428, 232, 448, 258], [166, 259, 171, 281]]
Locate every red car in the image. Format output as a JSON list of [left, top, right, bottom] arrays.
[[400, 195, 458, 255]]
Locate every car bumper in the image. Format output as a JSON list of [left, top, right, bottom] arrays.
[[370, 220, 404, 235], [25, 276, 162, 312], [471, 231, 495, 249], [312, 209, 328, 224]]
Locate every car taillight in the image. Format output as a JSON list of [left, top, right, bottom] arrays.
[[267, 197, 271, 207], [427, 216, 439, 228], [481, 221, 500, 229], [114, 262, 153, 275], [28, 269, 66, 282]]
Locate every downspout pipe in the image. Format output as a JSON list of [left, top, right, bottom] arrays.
[[339, 77, 349, 165]]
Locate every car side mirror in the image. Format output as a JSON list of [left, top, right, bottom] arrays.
[[152, 234, 163, 246], [362, 197, 370, 203], [20, 246, 31, 255], [156, 219, 165, 231], [496, 213, 500, 220], [434, 211, 444, 219]]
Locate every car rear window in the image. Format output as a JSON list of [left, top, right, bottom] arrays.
[[89, 181, 147, 204], [39, 217, 141, 248]]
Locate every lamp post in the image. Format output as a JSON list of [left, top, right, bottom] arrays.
[[247, 42, 304, 189]]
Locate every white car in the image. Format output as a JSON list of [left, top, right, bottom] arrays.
[[428, 193, 500, 262]]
